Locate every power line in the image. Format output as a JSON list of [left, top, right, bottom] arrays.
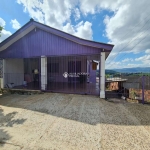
[[106, 29, 150, 68], [107, 19, 150, 64], [106, 13, 150, 65]]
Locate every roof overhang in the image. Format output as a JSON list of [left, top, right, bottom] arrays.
[[0, 23, 35, 51], [0, 20, 114, 56]]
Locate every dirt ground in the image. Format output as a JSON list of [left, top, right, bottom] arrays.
[[0, 93, 150, 150]]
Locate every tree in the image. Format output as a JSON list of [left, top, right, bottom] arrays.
[[0, 26, 3, 37]]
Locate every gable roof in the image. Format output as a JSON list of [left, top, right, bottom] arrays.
[[0, 19, 114, 52]]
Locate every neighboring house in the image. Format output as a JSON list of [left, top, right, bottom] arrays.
[[106, 77, 127, 91], [0, 19, 114, 98], [105, 77, 128, 98], [105, 76, 150, 101], [123, 76, 150, 101]]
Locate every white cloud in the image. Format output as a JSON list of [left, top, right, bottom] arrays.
[[122, 58, 134, 62], [145, 49, 150, 54], [0, 18, 6, 27], [106, 61, 122, 69], [135, 55, 150, 62], [16, 0, 78, 28], [77, 0, 150, 69], [106, 61, 146, 69], [16, 0, 93, 40], [79, 0, 122, 14], [74, 8, 80, 21], [0, 30, 12, 42], [106, 53, 150, 69], [126, 63, 144, 68], [10, 19, 21, 30], [74, 21, 93, 40], [103, 0, 150, 55], [15, 0, 150, 69], [17, 0, 45, 23], [63, 23, 75, 35], [0, 18, 12, 42], [63, 21, 93, 40], [78, 0, 150, 69], [106, 54, 150, 69]]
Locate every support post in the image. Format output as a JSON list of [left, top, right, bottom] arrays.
[[100, 52, 105, 98], [75, 56, 76, 91], [41, 56, 47, 90], [142, 75, 145, 104], [99, 61, 101, 92]]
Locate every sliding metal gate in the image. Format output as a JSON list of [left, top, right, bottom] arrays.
[[3, 56, 100, 96], [47, 55, 99, 95]]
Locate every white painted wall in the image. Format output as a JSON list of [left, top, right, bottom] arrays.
[[24, 58, 40, 82], [41, 56, 47, 90], [0, 59, 4, 89], [0, 78, 3, 89], [4, 59, 24, 87], [100, 52, 105, 98]]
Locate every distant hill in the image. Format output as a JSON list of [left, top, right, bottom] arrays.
[[105, 70, 118, 74], [107, 67, 150, 73], [96, 70, 118, 76]]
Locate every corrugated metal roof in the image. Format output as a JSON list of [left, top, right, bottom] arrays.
[[0, 19, 114, 51], [0, 19, 114, 58]]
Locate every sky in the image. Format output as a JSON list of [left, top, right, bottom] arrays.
[[0, 0, 150, 69]]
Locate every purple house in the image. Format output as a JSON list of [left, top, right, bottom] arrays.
[[0, 19, 114, 98]]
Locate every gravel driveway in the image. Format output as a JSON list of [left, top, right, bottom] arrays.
[[0, 93, 150, 150]]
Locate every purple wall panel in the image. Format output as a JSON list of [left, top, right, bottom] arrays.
[[0, 28, 101, 58], [34, 22, 113, 51]]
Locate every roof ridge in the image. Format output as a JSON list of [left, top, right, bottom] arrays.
[[0, 19, 114, 50], [33, 20, 114, 47]]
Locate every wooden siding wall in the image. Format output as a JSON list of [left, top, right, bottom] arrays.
[[0, 28, 101, 58]]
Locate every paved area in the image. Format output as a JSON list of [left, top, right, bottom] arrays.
[[0, 93, 150, 150]]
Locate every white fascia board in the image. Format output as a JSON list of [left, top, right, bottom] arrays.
[[0, 25, 36, 52]]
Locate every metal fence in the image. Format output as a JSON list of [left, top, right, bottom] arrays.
[[105, 75, 150, 103], [3, 72, 150, 103], [39, 55, 100, 95], [4, 73, 41, 90], [3, 55, 100, 95], [3, 72, 99, 95]]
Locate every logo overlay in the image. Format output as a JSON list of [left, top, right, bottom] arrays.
[[63, 72, 69, 78], [63, 72, 89, 78]]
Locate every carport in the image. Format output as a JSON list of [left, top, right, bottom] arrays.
[[0, 19, 114, 98]]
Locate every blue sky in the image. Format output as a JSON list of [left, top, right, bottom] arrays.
[[0, 0, 150, 69]]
